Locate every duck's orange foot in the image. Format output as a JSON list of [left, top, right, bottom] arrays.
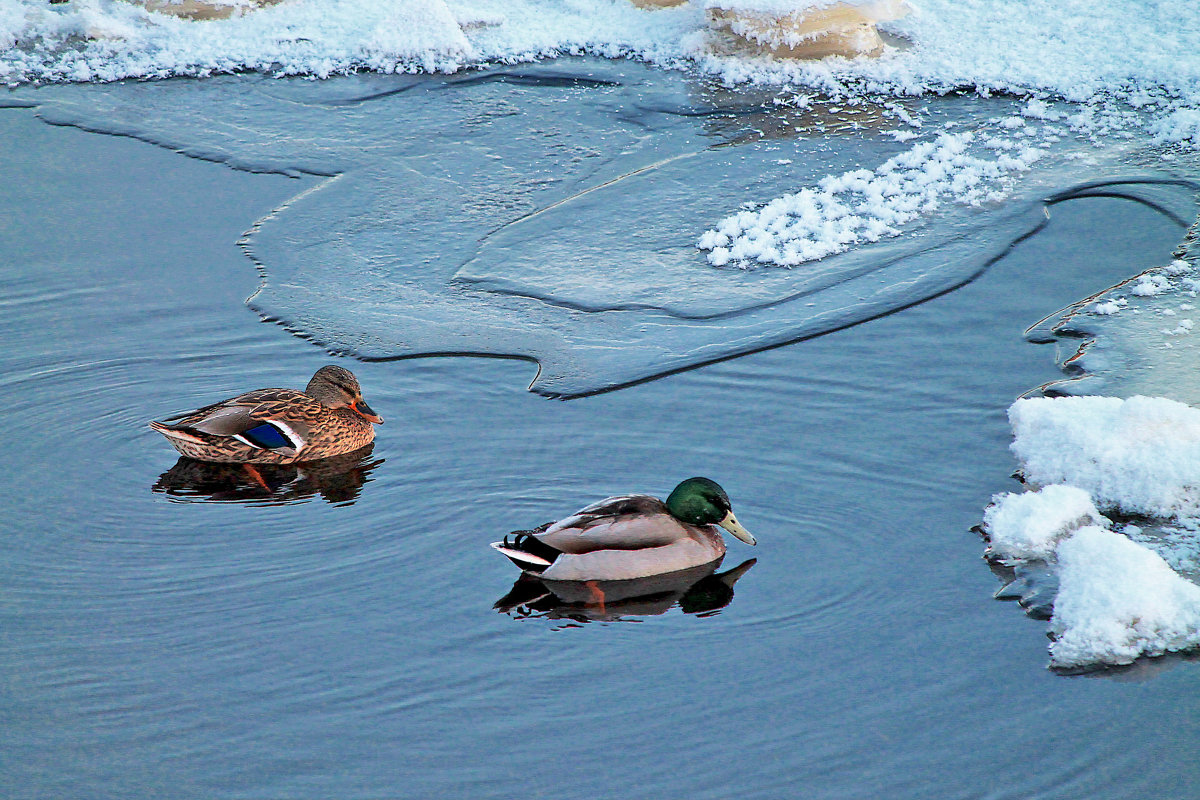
[[242, 463, 271, 492], [585, 580, 607, 614]]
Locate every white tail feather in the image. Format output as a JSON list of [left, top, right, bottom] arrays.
[[490, 542, 553, 567], [149, 422, 206, 444]]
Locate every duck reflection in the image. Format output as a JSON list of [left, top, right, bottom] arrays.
[[152, 444, 382, 505], [495, 558, 756, 623]]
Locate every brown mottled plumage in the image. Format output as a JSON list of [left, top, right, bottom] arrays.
[[149, 365, 383, 464]]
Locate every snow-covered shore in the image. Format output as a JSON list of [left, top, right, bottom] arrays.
[[985, 395, 1200, 669]]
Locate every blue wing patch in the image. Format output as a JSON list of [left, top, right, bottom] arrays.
[[240, 422, 293, 450]]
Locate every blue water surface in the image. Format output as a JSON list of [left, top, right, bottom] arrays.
[[3, 71, 1200, 799]]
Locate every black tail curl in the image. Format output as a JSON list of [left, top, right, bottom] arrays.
[[501, 526, 561, 567]]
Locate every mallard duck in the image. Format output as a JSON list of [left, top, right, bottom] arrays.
[[491, 477, 756, 581], [149, 365, 382, 464]]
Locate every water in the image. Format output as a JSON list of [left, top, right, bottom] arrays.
[[4, 77, 1200, 798]]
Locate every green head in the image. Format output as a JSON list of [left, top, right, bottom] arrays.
[[665, 477, 756, 545]]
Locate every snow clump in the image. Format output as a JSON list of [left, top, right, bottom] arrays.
[[697, 129, 1043, 267], [982, 485, 1107, 563], [1050, 526, 1200, 668]]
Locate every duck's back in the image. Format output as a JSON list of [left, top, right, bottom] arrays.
[[535, 494, 726, 581], [537, 495, 684, 552]]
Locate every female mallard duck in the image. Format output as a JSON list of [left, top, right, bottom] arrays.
[[491, 477, 756, 581], [149, 365, 382, 464]]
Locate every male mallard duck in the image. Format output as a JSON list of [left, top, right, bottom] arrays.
[[491, 477, 756, 581], [149, 365, 382, 464]]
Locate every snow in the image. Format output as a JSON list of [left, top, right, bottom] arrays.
[[696, 127, 1045, 267], [705, 0, 842, 12], [987, 395, 1200, 668], [703, 0, 909, 59], [1090, 299, 1123, 316], [1050, 526, 1200, 668], [982, 484, 1106, 563], [5, 0, 1200, 128], [1131, 274, 1172, 297], [1010, 395, 1200, 520], [0, 0, 701, 82]]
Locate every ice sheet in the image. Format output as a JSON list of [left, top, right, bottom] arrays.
[[1030, 243, 1200, 403], [9, 61, 1193, 395]]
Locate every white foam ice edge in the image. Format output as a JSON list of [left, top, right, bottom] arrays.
[[1085, 259, 1200, 322], [984, 395, 1200, 669], [6, 0, 1200, 121], [5, 0, 1200, 98]]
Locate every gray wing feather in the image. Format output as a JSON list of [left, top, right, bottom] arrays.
[[185, 403, 313, 447], [536, 495, 687, 554], [188, 405, 258, 436]]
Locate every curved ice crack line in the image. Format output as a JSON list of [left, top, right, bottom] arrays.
[[242, 173, 343, 310], [1045, 177, 1200, 228], [460, 227, 1006, 321], [319, 71, 623, 107], [1023, 177, 1200, 343], [32, 108, 337, 179]]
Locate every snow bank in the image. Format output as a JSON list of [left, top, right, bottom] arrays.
[[1050, 526, 1200, 668], [985, 395, 1200, 669], [1010, 395, 1200, 520], [5, 0, 1200, 132], [0, 0, 484, 80]]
